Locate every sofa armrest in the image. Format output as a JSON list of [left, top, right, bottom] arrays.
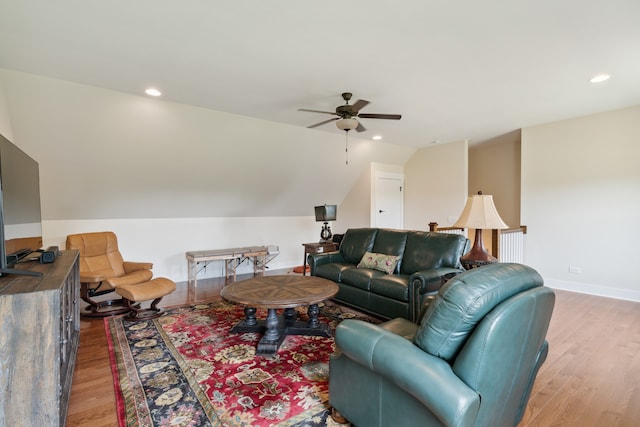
[[308, 251, 344, 275], [335, 319, 480, 426], [408, 267, 464, 321]]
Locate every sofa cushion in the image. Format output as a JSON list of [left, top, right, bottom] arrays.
[[413, 263, 544, 362], [339, 228, 379, 264], [371, 229, 408, 273], [401, 232, 467, 274], [341, 267, 387, 291], [357, 252, 400, 274], [315, 262, 353, 282], [370, 274, 410, 301]]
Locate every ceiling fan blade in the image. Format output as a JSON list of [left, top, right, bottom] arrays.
[[298, 108, 337, 116], [355, 121, 367, 132], [358, 113, 402, 120], [351, 99, 370, 112], [307, 117, 338, 129]]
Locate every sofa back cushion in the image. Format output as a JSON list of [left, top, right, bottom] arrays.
[[339, 228, 379, 264], [413, 263, 544, 362], [400, 232, 467, 274], [370, 229, 408, 274]]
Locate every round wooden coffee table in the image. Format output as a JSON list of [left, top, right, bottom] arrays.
[[220, 275, 339, 356]]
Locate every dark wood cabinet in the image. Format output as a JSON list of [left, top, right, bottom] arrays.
[[0, 250, 80, 426]]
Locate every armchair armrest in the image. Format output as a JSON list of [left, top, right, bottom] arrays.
[[308, 251, 344, 275], [123, 261, 153, 273], [408, 267, 464, 321], [335, 319, 480, 426]]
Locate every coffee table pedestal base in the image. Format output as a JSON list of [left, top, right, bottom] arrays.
[[230, 306, 331, 356]]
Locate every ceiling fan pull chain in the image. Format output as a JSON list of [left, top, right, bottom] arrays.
[[345, 131, 349, 165]]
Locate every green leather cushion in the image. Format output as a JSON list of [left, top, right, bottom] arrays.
[[314, 262, 352, 282], [413, 263, 544, 362], [341, 267, 386, 291], [370, 274, 410, 301], [401, 232, 467, 274], [339, 228, 379, 264]]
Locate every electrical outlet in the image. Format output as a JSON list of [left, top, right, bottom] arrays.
[[569, 266, 582, 274]]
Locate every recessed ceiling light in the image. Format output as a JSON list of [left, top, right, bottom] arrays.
[[590, 74, 610, 83], [372, 135, 382, 140], [145, 88, 162, 96]]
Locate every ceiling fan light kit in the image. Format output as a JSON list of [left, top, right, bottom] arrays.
[[336, 118, 359, 131]]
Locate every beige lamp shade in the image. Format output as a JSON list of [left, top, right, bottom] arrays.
[[453, 193, 508, 230]]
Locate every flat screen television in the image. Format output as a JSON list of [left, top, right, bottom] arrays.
[[0, 132, 43, 277]]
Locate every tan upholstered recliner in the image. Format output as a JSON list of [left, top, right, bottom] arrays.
[[66, 231, 175, 319]]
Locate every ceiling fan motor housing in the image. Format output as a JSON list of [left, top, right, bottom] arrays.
[[336, 104, 356, 118]]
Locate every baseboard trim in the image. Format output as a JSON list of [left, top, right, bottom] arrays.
[[545, 277, 640, 302]]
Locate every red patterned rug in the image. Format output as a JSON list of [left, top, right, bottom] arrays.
[[105, 299, 380, 426]]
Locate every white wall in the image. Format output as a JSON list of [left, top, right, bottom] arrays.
[[0, 69, 416, 282], [403, 140, 468, 231], [43, 217, 315, 280], [522, 106, 640, 301]]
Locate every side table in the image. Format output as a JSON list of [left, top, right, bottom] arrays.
[[302, 242, 338, 276]]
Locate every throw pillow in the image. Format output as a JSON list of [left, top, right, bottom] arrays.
[[357, 251, 400, 274]]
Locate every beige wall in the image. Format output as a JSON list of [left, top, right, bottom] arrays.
[[522, 106, 640, 301], [468, 130, 521, 228], [404, 140, 468, 231], [4, 68, 637, 300], [0, 69, 419, 281], [331, 167, 372, 234], [0, 78, 13, 139]]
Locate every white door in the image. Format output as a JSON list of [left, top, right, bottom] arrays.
[[374, 175, 403, 229]]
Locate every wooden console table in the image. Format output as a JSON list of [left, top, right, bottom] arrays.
[[301, 242, 338, 276], [0, 250, 80, 427], [186, 245, 278, 286]]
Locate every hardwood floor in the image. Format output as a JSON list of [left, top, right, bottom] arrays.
[[65, 272, 640, 426]]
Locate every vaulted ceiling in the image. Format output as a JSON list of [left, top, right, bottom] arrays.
[[1, 1, 639, 148]]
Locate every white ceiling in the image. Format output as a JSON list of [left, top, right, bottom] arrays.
[[1, 0, 639, 148]]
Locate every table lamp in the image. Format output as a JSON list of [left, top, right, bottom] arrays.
[[315, 205, 337, 242], [453, 191, 508, 267]]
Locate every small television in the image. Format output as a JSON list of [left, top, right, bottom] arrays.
[[314, 205, 337, 222], [0, 132, 43, 277]]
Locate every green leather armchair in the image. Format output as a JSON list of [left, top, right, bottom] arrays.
[[329, 263, 555, 427]]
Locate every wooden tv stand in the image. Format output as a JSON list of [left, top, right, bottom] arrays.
[[0, 250, 80, 426]]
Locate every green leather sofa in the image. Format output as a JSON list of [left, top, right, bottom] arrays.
[[329, 263, 555, 427], [308, 228, 469, 321]]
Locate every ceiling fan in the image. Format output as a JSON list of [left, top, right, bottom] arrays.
[[299, 92, 401, 132]]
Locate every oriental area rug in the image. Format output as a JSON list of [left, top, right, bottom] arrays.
[[105, 299, 380, 427]]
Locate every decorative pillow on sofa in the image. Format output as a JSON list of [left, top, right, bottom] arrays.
[[357, 251, 400, 274]]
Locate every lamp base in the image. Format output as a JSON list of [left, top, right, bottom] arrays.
[[460, 229, 498, 270], [320, 222, 332, 243]]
